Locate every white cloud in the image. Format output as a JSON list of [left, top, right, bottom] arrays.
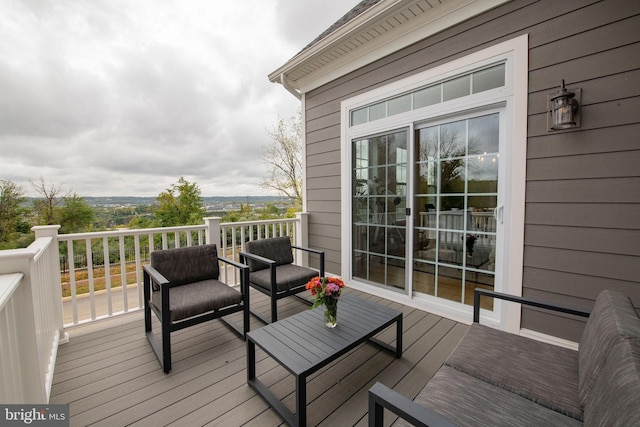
[[0, 0, 361, 197]]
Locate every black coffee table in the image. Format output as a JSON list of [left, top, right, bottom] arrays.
[[246, 294, 402, 427]]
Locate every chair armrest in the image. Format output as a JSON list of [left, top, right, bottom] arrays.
[[219, 256, 250, 295], [291, 245, 325, 277], [239, 251, 276, 266], [368, 382, 458, 427], [143, 264, 169, 287], [473, 288, 591, 323], [218, 256, 249, 271], [291, 244, 323, 255]]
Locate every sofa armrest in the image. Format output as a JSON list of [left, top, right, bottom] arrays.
[[368, 382, 458, 427], [473, 288, 591, 323], [291, 245, 325, 277]]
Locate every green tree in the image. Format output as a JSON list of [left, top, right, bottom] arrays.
[[58, 193, 95, 233], [260, 111, 303, 208], [0, 180, 28, 246], [154, 177, 205, 226]]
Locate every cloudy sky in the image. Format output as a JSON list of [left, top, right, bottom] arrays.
[[0, 0, 361, 197]]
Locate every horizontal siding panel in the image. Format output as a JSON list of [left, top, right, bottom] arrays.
[[306, 138, 339, 156], [526, 177, 640, 203], [528, 69, 640, 116], [307, 163, 341, 179], [526, 151, 640, 180], [528, 42, 640, 93], [526, 203, 640, 230], [305, 100, 340, 122], [309, 212, 341, 227], [309, 223, 341, 239], [306, 110, 340, 133], [528, 96, 640, 137], [306, 176, 341, 191], [525, 224, 640, 256], [307, 124, 341, 145], [521, 307, 586, 342], [307, 150, 340, 168], [527, 123, 640, 159], [524, 246, 640, 282], [307, 200, 341, 213], [528, 0, 640, 48], [529, 13, 640, 71], [523, 267, 640, 306], [307, 188, 341, 202]]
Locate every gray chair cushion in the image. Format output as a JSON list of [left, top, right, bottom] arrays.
[[245, 237, 294, 272], [578, 290, 640, 407], [395, 366, 581, 427], [151, 244, 219, 285], [445, 323, 581, 420], [152, 279, 243, 322], [584, 338, 640, 427], [249, 264, 317, 293]]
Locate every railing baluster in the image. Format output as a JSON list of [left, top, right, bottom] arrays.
[[67, 240, 78, 324], [85, 238, 96, 321], [134, 234, 143, 308], [119, 235, 128, 313], [103, 237, 112, 317]]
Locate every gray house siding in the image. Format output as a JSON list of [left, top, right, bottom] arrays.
[[303, 0, 640, 341]]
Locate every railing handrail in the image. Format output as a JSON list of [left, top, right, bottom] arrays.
[[57, 224, 207, 241]]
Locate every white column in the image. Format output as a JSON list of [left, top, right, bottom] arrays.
[[204, 217, 221, 252], [32, 226, 68, 345]]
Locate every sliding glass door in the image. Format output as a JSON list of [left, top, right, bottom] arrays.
[[413, 112, 499, 306], [350, 112, 501, 308], [352, 129, 408, 291]]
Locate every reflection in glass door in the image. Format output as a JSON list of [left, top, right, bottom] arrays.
[[352, 130, 408, 291], [413, 113, 499, 307]]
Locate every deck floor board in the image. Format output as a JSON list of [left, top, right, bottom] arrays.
[[51, 289, 468, 426]]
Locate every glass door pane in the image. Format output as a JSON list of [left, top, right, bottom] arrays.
[[413, 113, 499, 308], [352, 130, 408, 291]]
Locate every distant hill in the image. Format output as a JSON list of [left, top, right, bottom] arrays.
[[82, 195, 289, 207]]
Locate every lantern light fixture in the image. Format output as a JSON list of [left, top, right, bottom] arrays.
[[547, 80, 581, 131]]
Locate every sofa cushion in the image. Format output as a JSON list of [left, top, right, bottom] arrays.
[[152, 279, 243, 322], [150, 244, 219, 285], [245, 237, 294, 272], [249, 264, 317, 293], [445, 323, 581, 419], [584, 339, 640, 427], [395, 366, 582, 427], [578, 290, 640, 407]]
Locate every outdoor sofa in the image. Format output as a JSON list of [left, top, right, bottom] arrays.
[[369, 288, 640, 426]]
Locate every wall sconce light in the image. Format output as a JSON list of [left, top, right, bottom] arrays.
[[547, 80, 581, 131]]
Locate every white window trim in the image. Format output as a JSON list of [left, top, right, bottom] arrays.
[[340, 34, 528, 331]]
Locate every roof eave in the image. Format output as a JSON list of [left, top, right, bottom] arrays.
[[269, 0, 511, 95]]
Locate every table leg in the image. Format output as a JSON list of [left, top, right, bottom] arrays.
[[296, 374, 307, 427], [247, 339, 256, 381], [396, 315, 403, 358]]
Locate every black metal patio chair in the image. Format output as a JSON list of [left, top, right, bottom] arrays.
[[240, 236, 324, 324], [143, 244, 249, 373]]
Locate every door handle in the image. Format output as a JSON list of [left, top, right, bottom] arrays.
[[494, 206, 504, 224]]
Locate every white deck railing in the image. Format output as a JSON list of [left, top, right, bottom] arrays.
[[0, 226, 67, 404], [57, 215, 307, 327], [0, 215, 308, 403]]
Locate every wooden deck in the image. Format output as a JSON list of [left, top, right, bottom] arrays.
[[50, 289, 469, 427]]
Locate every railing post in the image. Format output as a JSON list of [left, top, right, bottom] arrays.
[[204, 217, 222, 250], [32, 226, 69, 345], [295, 212, 309, 267]]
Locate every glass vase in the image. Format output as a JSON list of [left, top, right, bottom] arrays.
[[324, 301, 337, 328]]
